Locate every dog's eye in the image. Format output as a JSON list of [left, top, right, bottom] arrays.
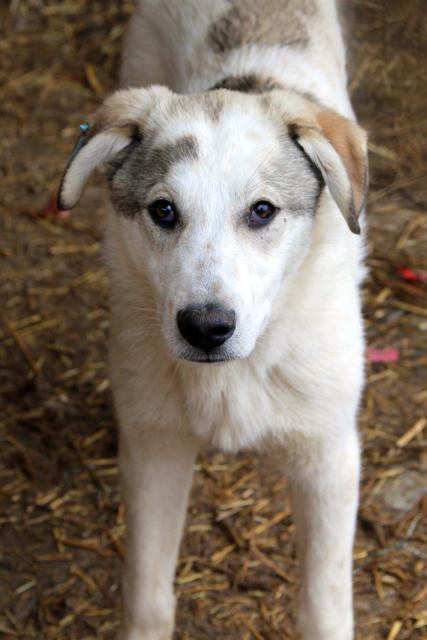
[[148, 199, 178, 229], [247, 201, 277, 227]]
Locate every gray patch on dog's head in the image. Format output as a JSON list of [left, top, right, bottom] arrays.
[[167, 92, 225, 124], [198, 91, 225, 122], [260, 132, 322, 218], [210, 74, 282, 94], [109, 134, 198, 218], [208, 0, 315, 53]]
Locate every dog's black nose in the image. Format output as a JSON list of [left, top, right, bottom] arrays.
[[177, 304, 236, 353]]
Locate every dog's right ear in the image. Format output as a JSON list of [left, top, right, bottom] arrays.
[[57, 86, 172, 211]]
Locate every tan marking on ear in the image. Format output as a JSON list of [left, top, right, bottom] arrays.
[[89, 86, 173, 136], [260, 89, 368, 233], [316, 110, 368, 216]]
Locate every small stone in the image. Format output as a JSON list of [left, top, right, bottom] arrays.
[[381, 471, 427, 512]]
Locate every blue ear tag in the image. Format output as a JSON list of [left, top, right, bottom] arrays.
[[69, 123, 90, 162]]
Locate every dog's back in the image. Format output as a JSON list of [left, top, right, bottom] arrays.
[[121, 0, 352, 115]]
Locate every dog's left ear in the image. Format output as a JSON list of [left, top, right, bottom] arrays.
[[57, 86, 172, 211], [291, 110, 368, 234]]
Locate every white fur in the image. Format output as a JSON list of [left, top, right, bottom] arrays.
[[66, 2, 367, 638], [60, 133, 129, 209]]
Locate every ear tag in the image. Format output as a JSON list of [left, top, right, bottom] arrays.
[[68, 123, 90, 162]]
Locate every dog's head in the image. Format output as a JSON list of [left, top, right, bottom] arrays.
[[58, 86, 367, 363]]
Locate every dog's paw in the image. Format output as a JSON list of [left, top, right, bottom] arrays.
[[298, 620, 353, 640], [117, 627, 173, 640]]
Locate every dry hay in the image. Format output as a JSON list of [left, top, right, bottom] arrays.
[[0, 1, 426, 639]]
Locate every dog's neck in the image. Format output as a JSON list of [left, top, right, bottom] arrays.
[[208, 73, 324, 113], [185, 41, 354, 118], [209, 73, 282, 94]]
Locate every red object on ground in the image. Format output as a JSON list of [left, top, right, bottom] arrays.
[[365, 347, 400, 363], [41, 195, 70, 219], [397, 266, 427, 283]]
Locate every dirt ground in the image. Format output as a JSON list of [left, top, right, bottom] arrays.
[[0, 1, 426, 639]]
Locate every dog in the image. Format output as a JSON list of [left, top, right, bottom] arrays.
[[58, 1, 368, 638]]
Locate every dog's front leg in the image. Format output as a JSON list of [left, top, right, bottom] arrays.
[[289, 428, 360, 640], [118, 428, 199, 640]]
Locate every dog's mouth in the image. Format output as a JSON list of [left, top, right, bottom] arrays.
[[177, 349, 238, 364], [188, 357, 230, 364]]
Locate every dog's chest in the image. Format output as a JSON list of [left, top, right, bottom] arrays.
[[179, 356, 311, 451]]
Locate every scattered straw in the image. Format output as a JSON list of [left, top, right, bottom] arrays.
[[0, 1, 426, 639]]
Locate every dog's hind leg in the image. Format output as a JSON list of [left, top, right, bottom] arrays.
[[118, 428, 199, 640], [288, 427, 360, 640]]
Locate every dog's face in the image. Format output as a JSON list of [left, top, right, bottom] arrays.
[[58, 87, 367, 363]]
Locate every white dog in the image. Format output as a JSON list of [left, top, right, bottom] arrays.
[[58, 1, 368, 638]]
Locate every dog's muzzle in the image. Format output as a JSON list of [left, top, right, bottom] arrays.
[[177, 303, 236, 353]]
